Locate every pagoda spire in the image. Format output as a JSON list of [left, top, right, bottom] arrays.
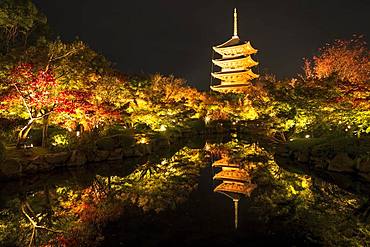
[[233, 8, 238, 38]]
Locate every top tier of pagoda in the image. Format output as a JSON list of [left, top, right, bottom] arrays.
[[210, 8, 259, 93]]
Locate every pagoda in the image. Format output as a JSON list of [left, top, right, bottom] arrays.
[[212, 156, 257, 229], [210, 8, 259, 93]]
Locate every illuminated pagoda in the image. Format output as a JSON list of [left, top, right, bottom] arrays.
[[210, 8, 259, 93], [212, 157, 257, 229]]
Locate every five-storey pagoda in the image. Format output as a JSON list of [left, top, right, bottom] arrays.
[[210, 8, 259, 93]]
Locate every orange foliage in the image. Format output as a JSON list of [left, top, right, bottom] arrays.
[[305, 35, 370, 84]]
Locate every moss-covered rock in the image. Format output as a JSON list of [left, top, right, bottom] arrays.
[[327, 153, 355, 173], [0, 159, 21, 177], [44, 152, 70, 165]]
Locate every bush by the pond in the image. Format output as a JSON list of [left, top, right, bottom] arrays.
[[49, 130, 76, 152]]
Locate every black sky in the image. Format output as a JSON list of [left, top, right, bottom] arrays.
[[33, 0, 370, 90]]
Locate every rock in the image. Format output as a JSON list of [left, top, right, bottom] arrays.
[[136, 144, 151, 156], [34, 161, 53, 172], [44, 152, 70, 165], [94, 150, 109, 162], [68, 150, 87, 166], [153, 138, 170, 148], [357, 159, 370, 173], [123, 147, 135, 157], [108, 148, 123, 160], [312, 157, 329, 169], [0, 159, 21, 177], [296, 151, 309, 163], [96, 136, 117, 151], [27, 156, 52, 172], [359, 172, 370, 182], [22, 163, 39, 174], [85, 151, 96, 162], [133, 146, 143, 157], [327, 153, 354, 173]]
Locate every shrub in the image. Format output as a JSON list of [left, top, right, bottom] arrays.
[[49, 130, 75, 151]]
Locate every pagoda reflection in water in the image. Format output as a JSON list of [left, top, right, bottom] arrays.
[[210, 8, 259, 93], [212, 155, 257, 229]]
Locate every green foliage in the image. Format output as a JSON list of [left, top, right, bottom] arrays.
[[0, 0, 48, 52], [49, 129, 75, 152]]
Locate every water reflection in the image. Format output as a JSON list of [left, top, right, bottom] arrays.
[[211, 152, 257, 229], [0, 139, 369, 246]]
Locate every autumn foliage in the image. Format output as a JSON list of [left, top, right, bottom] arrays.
[[304, 36, 369, 85]]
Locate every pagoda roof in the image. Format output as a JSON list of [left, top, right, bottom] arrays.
[[213, 169, 251, 182], [210, 83, 251, 93], [212, 158, 240, 168], [212, 69, 259, 81], [213, 54, 244, 61], [213, 41, 257, 57], [213, 69, 250, 75], [214, 181, 257, 196], [215, 36, 243, 48], [213, 56, 259, 69]]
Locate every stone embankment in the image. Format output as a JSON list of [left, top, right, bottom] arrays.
[[275, 138, 370, 182], [0, 125, 230, 181]]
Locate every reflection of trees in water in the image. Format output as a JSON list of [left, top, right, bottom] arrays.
[[208, 140, 370, 245], [0, 146, 208, 246], [0, 141, 369, 246]]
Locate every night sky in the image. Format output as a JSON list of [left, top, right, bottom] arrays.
[[33, 0, 369, 90]]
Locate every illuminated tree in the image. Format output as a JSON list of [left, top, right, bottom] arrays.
[[304, 36, 369, 85], [1, 63, 71, 147], [0, 0, 48, 52]]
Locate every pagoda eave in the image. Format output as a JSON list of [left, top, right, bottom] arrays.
[[212, 158, 240, 168], [212, 70, 259, 81], [213, 170, 250, 182], [212, 56, 259, 68], [210, 84, 251, 93], [214, 182, 257, 196], [213, 41, 257, 57]]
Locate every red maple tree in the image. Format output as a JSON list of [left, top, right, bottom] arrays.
[[1, 63, 121, 147]]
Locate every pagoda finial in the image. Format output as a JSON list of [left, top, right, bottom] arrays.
[[233, 8, 238, 38]]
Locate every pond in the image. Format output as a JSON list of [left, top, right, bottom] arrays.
[[0, 135, 369, 246]]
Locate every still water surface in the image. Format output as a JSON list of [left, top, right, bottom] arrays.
[[1, 136, 369, 246]]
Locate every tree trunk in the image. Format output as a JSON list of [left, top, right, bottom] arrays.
[[42, 115, 49, 148], [17, 118, 35, 148]]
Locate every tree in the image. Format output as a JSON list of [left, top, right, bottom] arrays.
[[304, 35, 369, 85], [0, 63, 73, 147], [0, 0, 48, 53], [302, 36, 370, 113]]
